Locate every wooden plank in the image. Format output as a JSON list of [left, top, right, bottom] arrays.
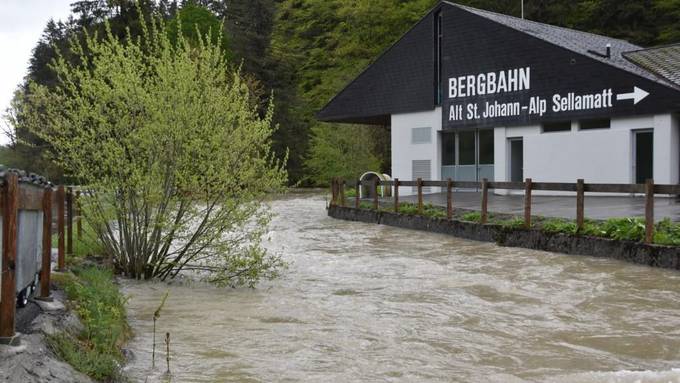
[[488, 181, 526, 190], [576, 179, 585, 232], [372, 178, 379, 210], [453, 181, 481, 189], [421, 180, 448, 188], [18, 184, 44, 211], [40, 188, 53, 299], [584, 183, 644, 193], [355, 180, 360, 209], [645, 179, 654, 244], [446, 178, 453, 220], [532, 182, 578, 192], [654, 184, 680, 195], [398, 181, 418, 187], [67, 187, 73, 257], [76, 190, 82, 240], [394, 178, 400, 213], [0, 173, 18, 338], [417, 178, 423, 214], [481, 178, 489, 224], [57, 185, 65, 271], [524, 178, 532, 228], [339, 179, 346, 207]]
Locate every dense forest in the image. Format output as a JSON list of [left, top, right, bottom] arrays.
[[3, 0, 680, 185]]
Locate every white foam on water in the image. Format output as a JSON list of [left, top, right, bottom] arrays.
[[548, 369, 680, 383]]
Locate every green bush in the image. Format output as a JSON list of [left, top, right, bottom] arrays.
[[497, 217, 527, 230], [345, 187, 357, 198], [359, 201, 375, 210], [49, 266, 129, 381], [461, 212, 481, 222], [398, 202, 419, 215], [423, 203, 446, 219], [541, 218, 577, 234], [601, 217, 646, 241], [654, 218, 680, 246]]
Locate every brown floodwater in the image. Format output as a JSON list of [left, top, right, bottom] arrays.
[[122, 193, 680, 382]]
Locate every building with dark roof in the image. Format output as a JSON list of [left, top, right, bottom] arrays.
[[318, 1, 680, 193]]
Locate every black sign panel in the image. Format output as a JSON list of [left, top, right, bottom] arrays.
[[440, 7, 680, 129]]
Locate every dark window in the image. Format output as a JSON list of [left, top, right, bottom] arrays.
[[434, 11, 443, 105], [459, 131, 476, 165], [579, 118, 610, 130], [478, 129, 494, 165], [442, 132, 455, 166], [542, 121, 571, 133]]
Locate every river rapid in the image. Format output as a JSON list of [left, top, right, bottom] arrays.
[[122, 193, 680, 382]]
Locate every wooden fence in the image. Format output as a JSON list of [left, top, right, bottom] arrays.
[[0, 173, 80, 343], [329, 177, 680, 245]]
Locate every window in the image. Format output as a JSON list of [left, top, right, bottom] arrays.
[[411, 127, 432, 144], [542, 121, 571, 133], [459, 131, 476, 165], [441, 132, 455, 166], [579, 118, 610, 130], [478, 129, 494, 165]]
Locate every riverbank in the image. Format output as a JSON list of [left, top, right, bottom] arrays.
[[328, 204, 680, 270]]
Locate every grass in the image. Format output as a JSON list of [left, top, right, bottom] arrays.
[[49, 266, 130, 381]]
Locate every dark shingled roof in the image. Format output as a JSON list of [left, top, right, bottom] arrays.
[[624, 44, 680, 87], [446, 1, 680, 91]]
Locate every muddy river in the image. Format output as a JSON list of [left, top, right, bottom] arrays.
[[122, 193, 680, 382]]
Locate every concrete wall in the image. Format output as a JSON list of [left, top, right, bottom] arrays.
[[390, 110, 679, 196], [495, 113, 678, 194]]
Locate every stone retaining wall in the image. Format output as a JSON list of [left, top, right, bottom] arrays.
[[328, 205, 680, 270]]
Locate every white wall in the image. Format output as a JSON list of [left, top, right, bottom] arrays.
[[391, 107, 442, 196], [389, 110, 679, 197], [494, 113, 678, 195]]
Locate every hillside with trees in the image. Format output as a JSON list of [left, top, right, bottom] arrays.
[[4, 0, 679, 185]]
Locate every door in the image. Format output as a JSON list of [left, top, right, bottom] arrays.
[[634, 130, 653, 184], [509, 138, 523, 182], [440, 129, 495, 183]]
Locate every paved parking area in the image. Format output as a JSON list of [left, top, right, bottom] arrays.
[[398, 191, 680, 221]]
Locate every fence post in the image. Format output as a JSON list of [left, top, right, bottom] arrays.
[[576, 179, 585, 232], [39, 187, 53, 300], [447, 178, 453, 220], [355, 180, 360, 209], [524, 178, 532, 229], [67, 187, 73, 257], [57, 185, 65, 271], [417, 178, 423, 214], [394, 178, 400, 213], [339, 179, 346, 207], [76, 190, 82, 240], [481, 178, 489, 224], [645, 179, 654, 244], [0, 173, 19, 343], [372, 178, 379, 210]]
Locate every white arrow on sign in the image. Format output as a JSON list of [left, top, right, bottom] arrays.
[[616, 86, 649, 105]]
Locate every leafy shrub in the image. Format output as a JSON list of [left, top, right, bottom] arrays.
[[654, 218, 680, 246], [49, 266, 129, 380], [345, 187, 357, 198], [541, 218, 577, 234], [497, 217, 527, 230], [601, 217, 646, 241], [398, 202, 419, 215], [462, 212, 481, 222], [359, 201, 375, 210], [423, 203, 446, 219]]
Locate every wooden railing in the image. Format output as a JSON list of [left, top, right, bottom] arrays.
[[0, 173, 79, 343], [329, 177, 679, 245]]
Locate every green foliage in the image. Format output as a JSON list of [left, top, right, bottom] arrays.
[[167, 2, 231, 58], [305, 125, 382, 186], [462, 212, 482, 222], [398, 202, 419, 215], [345, 187, 356, 198], [497, 217, 527, 230], [653, 218, 680, 246], [423, 203, 446, 219], [358, 201, 375, 210], [49, 266, 129, 381], [601, 217, 647, 241], [20, 8, 287, 286], [541, 218, 578, 234]]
